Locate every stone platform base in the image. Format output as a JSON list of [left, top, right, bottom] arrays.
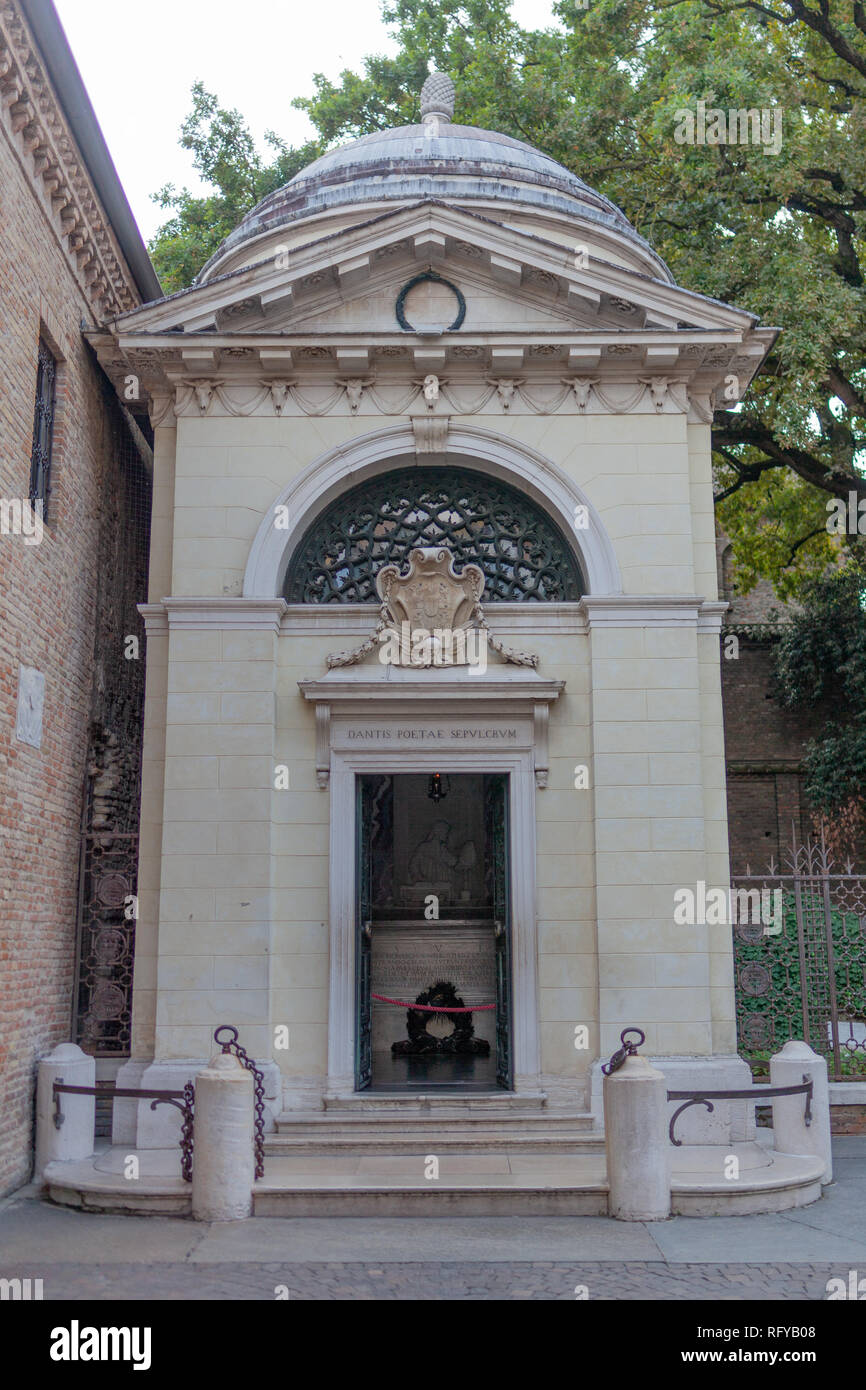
[[111, 1058, 281, 1149], [42, 1137, 825, 1219], [590, 1053, 757, 1145]]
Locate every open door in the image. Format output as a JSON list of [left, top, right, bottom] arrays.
[[355, 775, 375, 1090], [355, 774, 394, 1090], [485, 773, 513, 1089]]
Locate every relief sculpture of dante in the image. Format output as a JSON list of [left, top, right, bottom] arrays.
[[408, 820, 456, 884]]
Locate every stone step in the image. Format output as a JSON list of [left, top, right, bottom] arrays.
[[255, 1150, 610, 1218], [42, 1143, 826, 1219], [265, 1131, 603, 1156], [252, 1147, 825, 1218], [669, 1147, 827, 1216], [252, 1182, 609, 1218], [275, 1107, 595, 1133], [320, 1091, 551, 1114], [271, 1108, 598, 1154]]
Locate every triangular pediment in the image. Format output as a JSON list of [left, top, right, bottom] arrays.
[[91, 202, 776, 407], [108, 202, 762, 339], [251, 266, 603, 335]]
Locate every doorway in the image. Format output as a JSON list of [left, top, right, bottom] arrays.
[[355, 773, 512, 1092]]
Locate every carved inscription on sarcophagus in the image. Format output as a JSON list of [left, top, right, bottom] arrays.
[[371, 924, 495, 1052]]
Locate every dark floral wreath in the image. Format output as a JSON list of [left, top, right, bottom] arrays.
[[395, 271, 466, 332], [391, 979, 490, 1055]]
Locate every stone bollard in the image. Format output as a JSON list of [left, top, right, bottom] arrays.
[[604, 1053, 670, 1220], [192, 1052, 254, 1221], [35, 1043, 96, 1180], [770, 1040, 833, 1184]]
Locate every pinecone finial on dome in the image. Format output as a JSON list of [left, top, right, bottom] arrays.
[[420, 71, 455, 126]]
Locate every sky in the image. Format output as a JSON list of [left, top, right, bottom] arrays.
[[53, 0, 559, 244]]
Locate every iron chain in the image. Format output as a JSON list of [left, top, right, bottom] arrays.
[[601, 1026, 646, 1075], [214, 1025, 265, 1179]]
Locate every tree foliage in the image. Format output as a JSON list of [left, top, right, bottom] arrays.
[[773, 556, 866, 829], [149, 81, 320, 292]]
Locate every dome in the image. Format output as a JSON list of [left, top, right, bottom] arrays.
[[197, 75, 666, 283]]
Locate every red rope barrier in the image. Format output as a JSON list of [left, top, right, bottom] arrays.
[[371, 993, 495, 1012]]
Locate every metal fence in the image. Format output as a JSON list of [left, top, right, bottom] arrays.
[[72, 831, 138, 1057], [732, 832, 866, 1081]]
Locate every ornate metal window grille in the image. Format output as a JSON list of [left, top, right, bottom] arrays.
[[30, 338, 57, 516], [285, 466, 585, 603]]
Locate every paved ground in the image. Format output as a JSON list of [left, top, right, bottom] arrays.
[[1, 1137, 863, 1301]]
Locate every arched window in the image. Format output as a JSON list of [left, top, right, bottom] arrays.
[[284, 466, 585, 603]]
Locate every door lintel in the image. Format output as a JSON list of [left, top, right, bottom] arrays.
[[299, 667, 564, 790]]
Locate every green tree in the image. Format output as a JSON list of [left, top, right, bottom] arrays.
[[148, 81, 320, 293], [773, 555, 866, 843]]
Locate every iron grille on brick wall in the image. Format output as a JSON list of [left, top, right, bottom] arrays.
[[73, 391, 152, 1062], [29, 338, 56, 515]]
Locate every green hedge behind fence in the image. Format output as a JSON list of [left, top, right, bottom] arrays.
[[735, 891, 866, 1077]]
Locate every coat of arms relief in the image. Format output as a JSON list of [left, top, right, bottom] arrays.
[[326, 546, 538, 669]]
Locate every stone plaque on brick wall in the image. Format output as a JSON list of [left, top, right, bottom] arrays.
[[15, 665, 44, 748]]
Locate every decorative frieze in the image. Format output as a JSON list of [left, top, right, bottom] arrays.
[[160, 373, 697, 419]]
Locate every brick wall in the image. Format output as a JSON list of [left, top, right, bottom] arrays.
[[0, 115, 148, 1195], [721, 639, 817, 873], [714, 534, 862, 873], [719, 636, 866, 873], [830, 1105, 866, 1135]]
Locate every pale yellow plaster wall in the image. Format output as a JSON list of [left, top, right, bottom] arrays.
[[169, 408, 703, 601], [270, 639, 331, 1079], [531, 636, 596, 1081], [587, 621, 715, 1057], [145, 402, 734, 1087], [487, 411, 697, 595], [698, 625, 738, 1053], [154, 624, 278, 1061], [688, 421, 719, 602], [171, 415, 381, 597]]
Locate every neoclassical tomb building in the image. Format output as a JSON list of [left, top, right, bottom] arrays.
[[92, 75, 776, 1141]]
